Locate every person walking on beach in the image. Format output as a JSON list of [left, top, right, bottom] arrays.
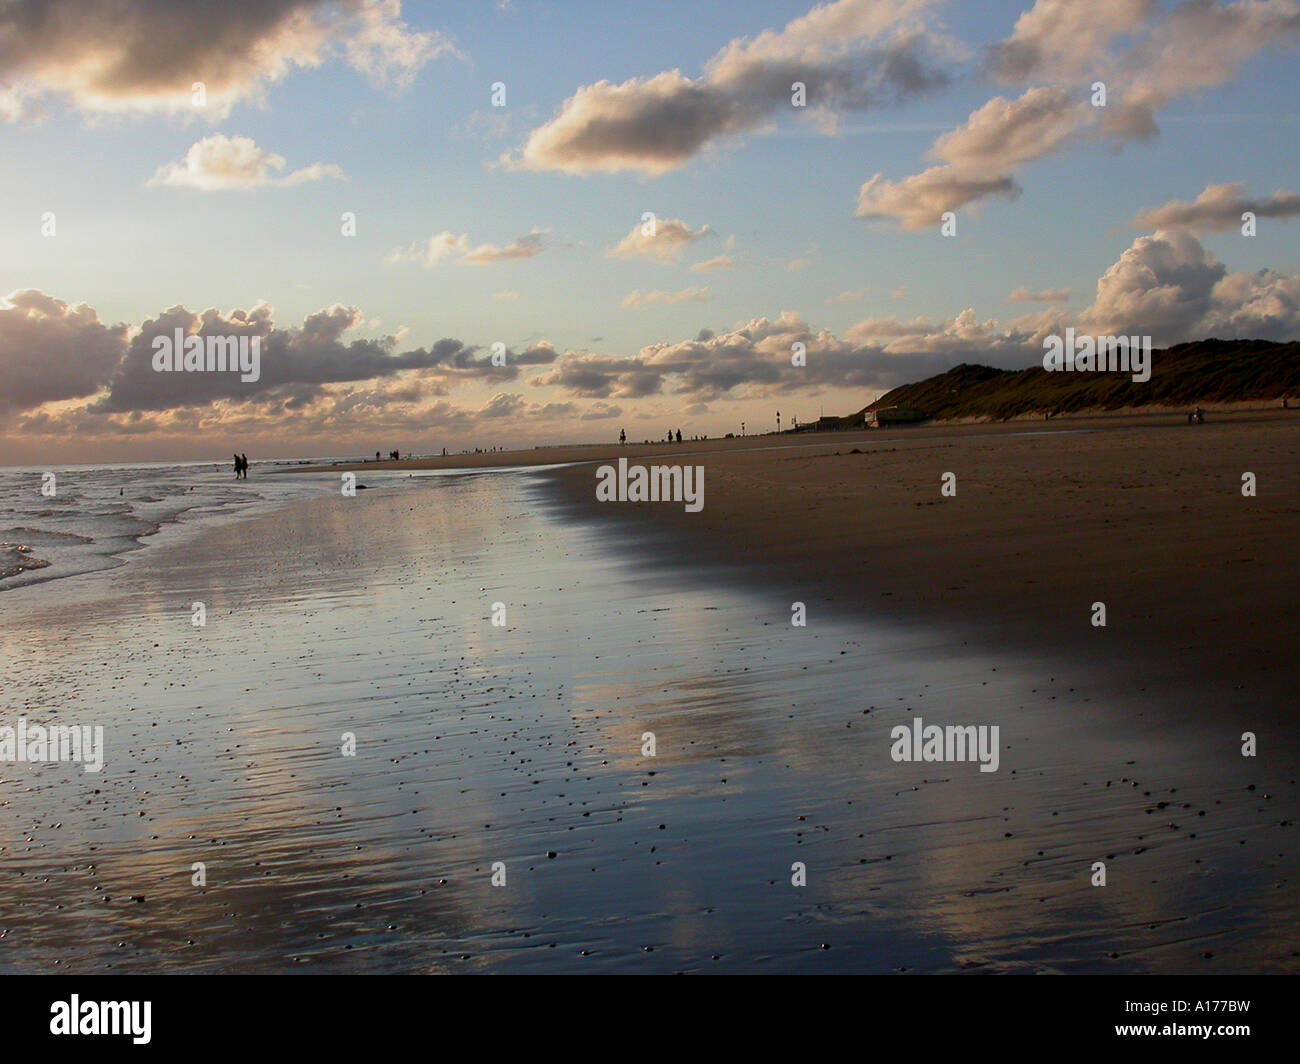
[[619, 429, 626, 445], [233, 453, 241, 478], [675, 428, 682, 443], [240, 453, 249, 478]]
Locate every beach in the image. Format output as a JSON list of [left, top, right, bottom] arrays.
[[1, 411, 1297, 972]]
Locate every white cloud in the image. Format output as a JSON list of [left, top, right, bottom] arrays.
[[389, 229, 547, 268], [607, 219, 711, 264], [620, 287, 712, 308], [1133, 182, 1300, 232], [148, 135, 344, 190]]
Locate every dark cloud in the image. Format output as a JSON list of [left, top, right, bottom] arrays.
[[510, 0, 953, 175], [0, 290, 128, 414], [0, 0, 453, 120]]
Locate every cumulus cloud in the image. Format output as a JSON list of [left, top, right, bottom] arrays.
[[1079, 229, 1300, 342], [930, 86, 1090, 169], [607, 219, 711, 264], [1097, 0, 1300, 142], [1084, 229, 1227, 337], [856, 85, 1087, 228], [620, 287, 712, 309], [826, 288, 869, 305], [1132, 182, 1300, 232], [540, 235, 1300, 404], [531, 310, 1039, 403], [8, 228, 1299, 443], [856, 166, 1019, 230], [867, 0, 1300, 228], [1008, 286, 1070, 303], [389, 229, 547, 268], [0, 290, 129, 415], [506, 0, 955, 175], [148, 134, 344, 189], [985, 0, 1153, 84], [690, 255, 734, 272], [0, 0, 457, 121]]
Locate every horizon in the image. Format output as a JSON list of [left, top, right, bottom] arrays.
[[3, 0, 1300, 465]]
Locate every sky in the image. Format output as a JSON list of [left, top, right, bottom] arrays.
[[2, 0, 1299, 464]]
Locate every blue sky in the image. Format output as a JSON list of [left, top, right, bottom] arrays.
[[2, 0, 1299, 462]]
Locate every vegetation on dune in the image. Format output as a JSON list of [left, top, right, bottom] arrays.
[[840, 339, 1300, 424]]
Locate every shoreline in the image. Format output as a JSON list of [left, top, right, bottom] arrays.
[[280, 403, 1297, 476]]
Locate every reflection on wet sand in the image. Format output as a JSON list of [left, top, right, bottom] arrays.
[[1, 471, 1295, 972]]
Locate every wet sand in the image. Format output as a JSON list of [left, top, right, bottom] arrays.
[[1, 417, 1297, 973]]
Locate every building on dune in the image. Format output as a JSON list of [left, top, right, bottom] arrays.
[[864, 406, 924, 428]]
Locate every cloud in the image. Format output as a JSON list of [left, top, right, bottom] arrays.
[[531, 310, 1026, 402], [1132, 182, 1300, 232], [1084, 229, 1227, 337], [1080, 229, 1300, 342], [868, 0, 1300, 227], [855, 166, 1019, 230], [506, 0, 955, 175], [459, 229, 547, 264], [690, 255, 734, 272], [389, 228, 548, 267], [607, 218, 711, 264], [0, 0, 457, 121], [1008, 285, 1070, 303], [0, 290, 129, 415], [148, 134, 344, 189], [856, 85, 1086, 229], [10, 228, 1299, 443], [1097, 0, 1300, 142], [929, 86, 1090, 169], [97, 305, 557, 415], [985, 0, 1153, 84], [825, 287, 869, 305], [621, 287, 712, 309]]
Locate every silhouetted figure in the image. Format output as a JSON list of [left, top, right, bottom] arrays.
[[675, 429, 682, 443], [233, 453, 241, 478], [619, 429, 626, 445], [240, 453, 249, 478]]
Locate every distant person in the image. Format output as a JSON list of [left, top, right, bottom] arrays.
[[1196, 407, 1204, 424], [240, 453, 249, 478], [619, 429, 626, 445], [233, 453, 241, 478], [675, 429, 682, 443]]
